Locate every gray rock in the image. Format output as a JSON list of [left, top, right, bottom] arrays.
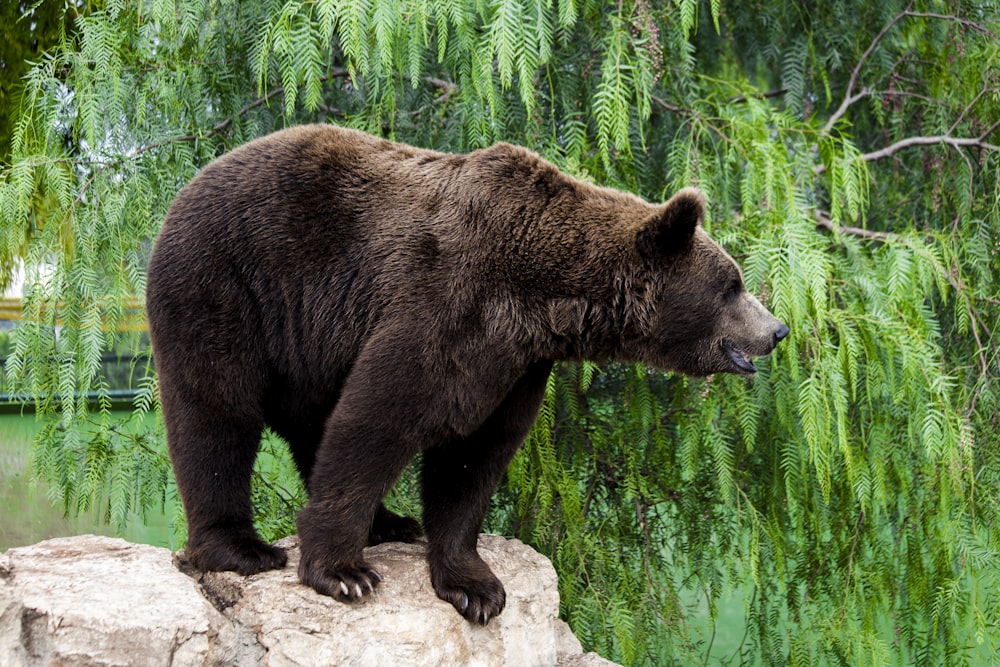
[[0, 535, 258, 666], [0, 534, 620, 667]]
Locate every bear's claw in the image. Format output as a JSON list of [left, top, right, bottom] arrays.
[[299, 558, 383, 602], [432, 572, 506, 625]]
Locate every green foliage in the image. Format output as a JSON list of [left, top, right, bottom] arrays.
[[0, 1, 86, 163], [0, 1, 96, 291], [1, 1, 998, 664]]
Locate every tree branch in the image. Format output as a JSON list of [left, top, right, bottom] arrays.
[[402, 77, 460, 117], [823, 2, 913, 134], [727, 88, 787, 104], [127, 67, 355, 160], [978, 117, 1000, 143], [902, 11, 1000, 38], [71, 83, 289, 206], [814, 209, 995, 378], [650, 93, 686, 115], [650, 94, 736, 145], [425, 76, 458, 102], [814, 210, 891, 242], [857, 133, 999, 163], [69, 68, 359, 206], [813, 130, 999, 174], [947, 85, 990, 136], [821, 4, 998, 134]]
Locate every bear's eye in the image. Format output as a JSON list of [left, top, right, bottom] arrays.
[[724, 280, 742, 301]]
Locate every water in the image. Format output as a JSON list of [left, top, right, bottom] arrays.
[[0, 411, 174, 551]]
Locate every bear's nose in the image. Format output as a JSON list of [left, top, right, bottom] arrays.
[[773, 323, 790, 346]]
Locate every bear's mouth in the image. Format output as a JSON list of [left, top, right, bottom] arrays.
[[721, 340, 757, 374]]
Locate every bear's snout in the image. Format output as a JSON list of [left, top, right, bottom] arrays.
[[714, 297, 788, 376]]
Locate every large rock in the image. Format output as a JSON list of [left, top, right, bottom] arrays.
[[0, 534, 619, 667]]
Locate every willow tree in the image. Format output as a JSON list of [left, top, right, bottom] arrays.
[[1, 1, 997, 664]]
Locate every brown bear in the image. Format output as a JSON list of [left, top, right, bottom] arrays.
[[146, 124, 788, 626]]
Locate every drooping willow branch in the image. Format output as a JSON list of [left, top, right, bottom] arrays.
[[815, 210, 995, 378], [70, 69, 466, 205]]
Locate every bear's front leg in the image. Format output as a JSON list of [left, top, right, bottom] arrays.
[[422, 361, 553, 625], [295, 485, 389, 601], [295, 436, 419, 602], [295, 337, 437, 603]]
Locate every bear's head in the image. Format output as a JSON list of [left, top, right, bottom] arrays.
[[620, 187, 789, 376]]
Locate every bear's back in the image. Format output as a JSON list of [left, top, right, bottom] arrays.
[[145, 126, 485, 397], [157, 125, 453, 261]]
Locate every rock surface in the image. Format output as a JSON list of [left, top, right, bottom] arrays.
[[0, 534, 619, 667]]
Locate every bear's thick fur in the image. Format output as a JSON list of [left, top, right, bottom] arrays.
[[146, 124, 788, 625]]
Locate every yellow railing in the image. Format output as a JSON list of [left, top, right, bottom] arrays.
[[0, 297, 22, 321], [0, 297, 146, 330]]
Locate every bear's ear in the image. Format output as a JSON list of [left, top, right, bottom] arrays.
[[636, 187, 705, 259]]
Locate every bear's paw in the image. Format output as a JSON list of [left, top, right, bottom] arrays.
[[299, 557, 383, 602], [430, 557, 507, 626], [183, 531, 288, 576]]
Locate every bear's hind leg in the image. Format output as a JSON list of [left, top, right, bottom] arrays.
[[421, 360, 553, 625], [166, 407, 286, 575], [368, 504, 423, 546]]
